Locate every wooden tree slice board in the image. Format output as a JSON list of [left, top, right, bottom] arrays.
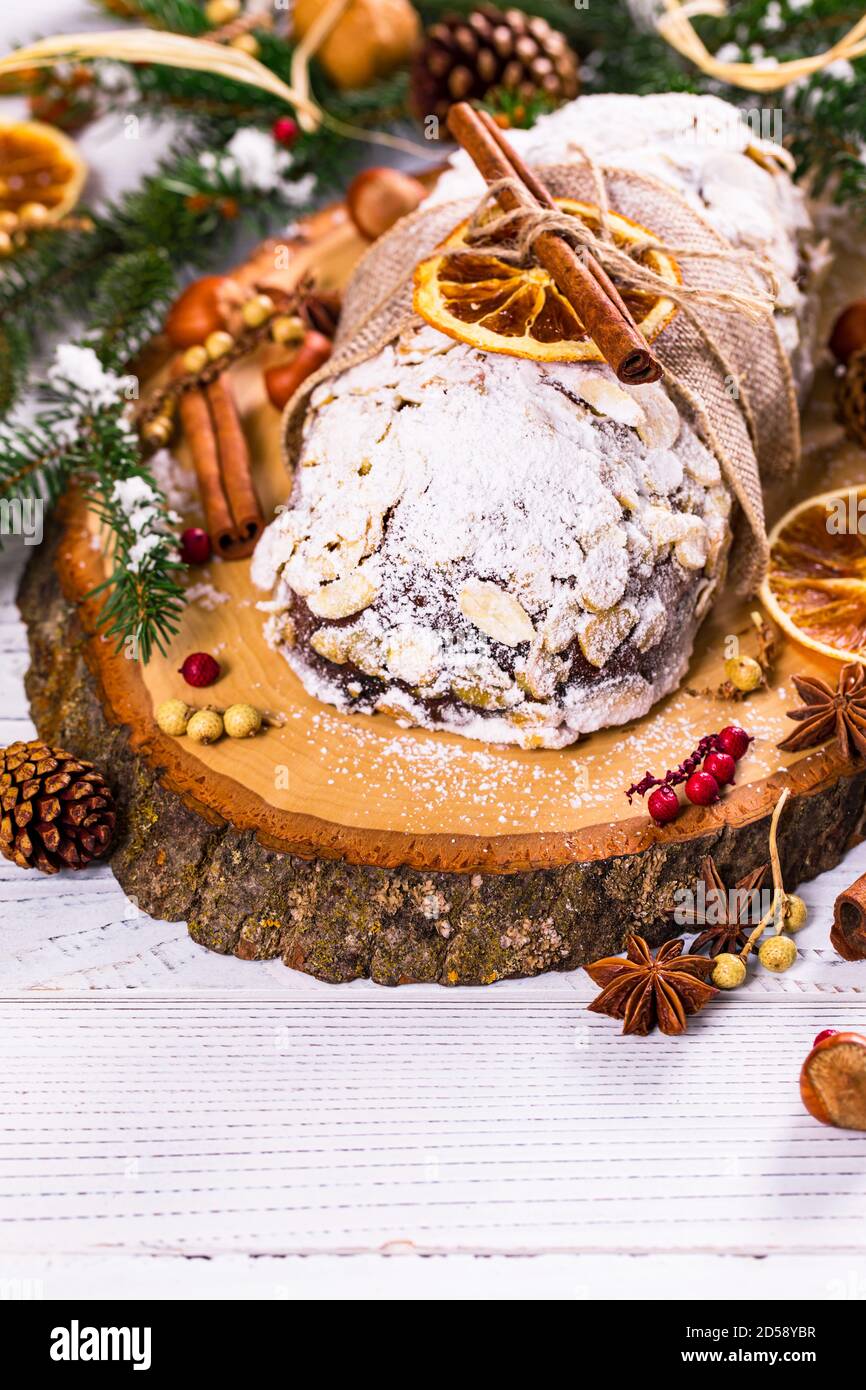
[[18, 194, 866, 985]]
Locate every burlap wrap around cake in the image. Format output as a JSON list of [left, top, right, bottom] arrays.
[[253, 94, 822, 749]]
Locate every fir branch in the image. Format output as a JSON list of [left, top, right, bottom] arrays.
[[88, 247, 177, 370], [1, 345, 184, 662], [0, 320, 33, 419]]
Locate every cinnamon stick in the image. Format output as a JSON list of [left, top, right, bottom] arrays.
[[174, 361, 264, 560], [206, 374, 264, 553], [832, 873, 866, 960], [176, 371, 235, 555], [447, 103, 661, 385]]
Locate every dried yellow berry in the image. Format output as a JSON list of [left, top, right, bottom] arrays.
[[142, 415, 173, 447], [187, 709, 224, 745], [182, 344, 209, 373], [724, 655, 763, 693], [155, 698, 192, 737], [712, 952, 747, 990], [241, 293, 274, 328], [270, 314, 305, 346], [782, 893, 808, 933], [758, 934, 798, 973], [223, 703, 262, 739], [18, 201, 50, 229], [204, 0, 240, 23], [205, 329, 234, 360]]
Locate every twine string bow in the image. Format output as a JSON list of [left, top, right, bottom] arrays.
[[457, 176, 780, 327]]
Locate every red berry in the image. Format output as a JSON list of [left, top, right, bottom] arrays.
[[813, 1029, 837, 1047], [179, 652, 220, 687], [272, 116, 298, 146], [648, 785, 680, 825], [685, 770, 720, 806], [717, 725, 752, 760], [180, 527, 212, 566], [703, 750, 736, 786]]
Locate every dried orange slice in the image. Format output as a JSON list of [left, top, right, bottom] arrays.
[[0, 120, 86, 222], [761, 487, 866, 662], [413, 198, 680, 363]]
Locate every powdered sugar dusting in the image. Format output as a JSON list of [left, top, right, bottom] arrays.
[[253, 92, 817, 750]]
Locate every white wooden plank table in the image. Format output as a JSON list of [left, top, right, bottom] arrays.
[[4, 523, 866, 1300], [4, 2, 866, 1302]]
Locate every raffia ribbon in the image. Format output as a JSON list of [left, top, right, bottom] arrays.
[[657, 0, 866, 90], [0, 28, 428, 158], [283, 158, 802, 597]]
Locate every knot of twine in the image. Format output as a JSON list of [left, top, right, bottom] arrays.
[[458, 175, 780, 328]]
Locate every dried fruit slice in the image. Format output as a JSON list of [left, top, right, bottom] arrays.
[[0, 120, 86, 221], [413, 198, 680, 364], [761, 488, 866, 662]]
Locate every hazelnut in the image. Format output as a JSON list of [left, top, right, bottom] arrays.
[[165, 275, 228, 349], [346, 167, 426, 241], [829, 300, 866, 364]]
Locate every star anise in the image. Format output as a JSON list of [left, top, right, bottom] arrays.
[[585, 935, 717, 1036], [778, 663, 866, 759], [671, 856, 768, 957]]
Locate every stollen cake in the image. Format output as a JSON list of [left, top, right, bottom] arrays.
[[253, 93, 822, 749]]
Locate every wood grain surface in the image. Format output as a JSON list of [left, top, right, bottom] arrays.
[[55, 210, 866, 871]]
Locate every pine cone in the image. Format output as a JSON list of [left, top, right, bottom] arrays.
[[838, 346, 866, 449], [0, 740, 116, 874], [410, 5, 580, 126]]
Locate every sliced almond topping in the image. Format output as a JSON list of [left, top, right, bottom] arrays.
[[640, 448, 683, 496], [307, 570, 378, 620], [451, 656, 516, 710], [631, 384, 680, 450], [579, 535, 629, 613], [632, 597, 667, 653], [346, 628, 387, 678], [310, 626, 351, 664], [703, 513, 730, 575], [705, 485, 732, 519], [517, 641, 569, 700], [284, 531, 354, 591], [573, 374, 644, 428], [386, 625, 442, 687], [459, 579, 535, 647], [375, 694, 419, 726], [542, 589, 583, 654], [577, 603, 638, 668], [674, 518, 709, 571], [683, 440, 722, 487], [643, 504, 686, 553]]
